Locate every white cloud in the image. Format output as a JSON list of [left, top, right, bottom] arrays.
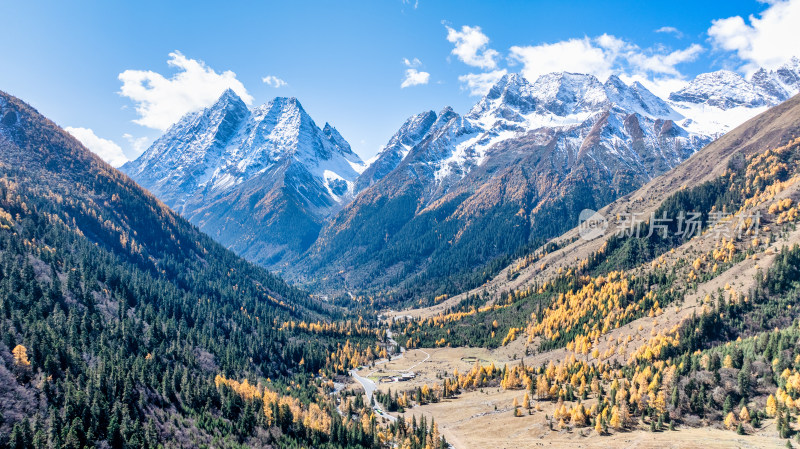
[[509, 34, 702, 89], [402, 0, 419, 9], [708, 0, 800, 74], [403, 57, 422, 68], [65, 127, 129, 167], [445, 24, 500, 69], [510, 38, 615, 81], [458, 69, 507, 96], [627, 44, 704, 77], [444, 24, 699, 99], [123, 133, 150, 157], [596, 33, 633, 55], [262, 75, 288, 88], [118, 51, 253, 131], [655, 26, 683, 38], [401, 69, 430, 88]]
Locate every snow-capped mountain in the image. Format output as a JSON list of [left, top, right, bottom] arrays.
[[669, 70, 771, 109], [669, 57, 800, 136], [303, 71, 719, 293], [352, 71, 703, 199], [124, 59, 800, 294], [354, 59, 800, 201], [122, 89, 365, 265], [604, 75, 677, 119], [355, 110, 437, 191], [302, 60, 800, 294]]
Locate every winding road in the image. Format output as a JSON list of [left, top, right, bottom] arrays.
[[347, 328, 415, 422]]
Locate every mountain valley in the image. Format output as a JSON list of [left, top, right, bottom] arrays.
[[3, 26, 800, 449], [122, 59, 800, 305]]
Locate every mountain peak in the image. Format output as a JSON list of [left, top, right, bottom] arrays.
[[122, 91, 365, 264], [388, 111, 437, 147], [322, 122, 354, 156], [438, 105, 456, 117], [487, 73, 529, 97], [213, 88, 247, 110], [354, 110, 438, 191], [268, 96, 303, 110], [467, 73, 537, 123], [529, 71, 607, 116], [219, 87, 238, 99], [604, 75, 676, 119], [670, 69, 776, 109], [489, 73, 534, 104], [604, 74, 625, 87]]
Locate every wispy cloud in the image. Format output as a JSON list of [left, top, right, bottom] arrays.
[[262, 75, 288, 88], [458, 70, 507, 96], [627, 44, 703, 77], [654, 26, 683, 38], [403, 57, 422, 68], [444, 24, 500, 69], [401, 58, 430, 88], [123, 133, 150, 157], [66, 127, 129, 167], [118, 51, 253, 131]]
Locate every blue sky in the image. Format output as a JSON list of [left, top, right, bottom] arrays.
[[2, 0, 798, 164]]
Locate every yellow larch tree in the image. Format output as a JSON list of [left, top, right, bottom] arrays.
[[609, 406, 622, 429], [724, 412, 737, 429], [12, 344, 30, 367], [766, 394, 777, 417], [739, 406, 750, 423], [595, 417, 604, 434]]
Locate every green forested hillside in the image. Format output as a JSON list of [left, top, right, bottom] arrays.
[[0, 92, 444, 449]]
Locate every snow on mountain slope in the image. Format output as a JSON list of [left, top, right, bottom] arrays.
[[668, 58, 800, 136], [301, 71, 715, 294], [124, 90, 364, 212], [354, 110, 437, 191], [379, 71, 705, 190], [368, 60, 800, 195], [604, 75, 679, 119], [121, 90, 365, 265], [669, 70, 769, 109], [123, 89, 250, 208]]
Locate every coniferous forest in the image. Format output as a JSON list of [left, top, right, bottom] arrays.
[[2, 17, 800, 447], [0, 92, 447, 449]]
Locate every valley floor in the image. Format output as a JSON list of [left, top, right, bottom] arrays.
[[411, 389, 784, 449], [363, 138, 800, 448], [356, 345, 788, 448], [355, 345, 788, 448], [360, 232, 800, 448]]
